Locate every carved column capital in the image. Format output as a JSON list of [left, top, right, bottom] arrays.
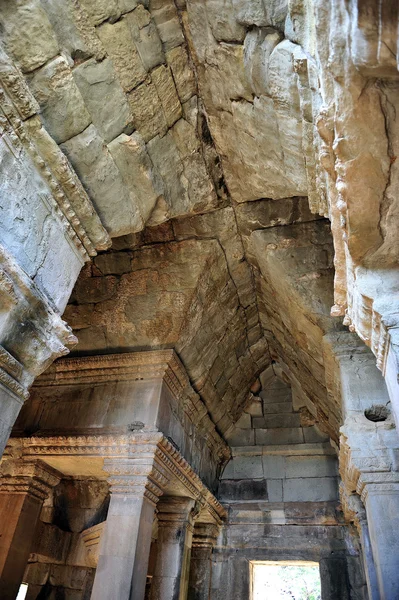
[[156, 496, 197, 530], [192, 522, 220, 549], [104, 457, 169, 505], [0, 459, 61, 501]]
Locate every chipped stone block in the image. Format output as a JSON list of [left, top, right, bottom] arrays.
[[79, 0, 120, 26], [0, 0, 59, 72], [151, 1, 184, 51], [73, 58, 132, 143], [147, 131, 188, 210], [151, 64, 182, 127], [61, 125, 143, 236], [40, 0, 106, 62], [97, 18, 147, 92], [108, 132, 163, 223], [126, 11, 164, 71], [27, 56, 91, 143], [167, 46, 196, 103], [127, 80, 168, 141], [205, 0, 246, 42]]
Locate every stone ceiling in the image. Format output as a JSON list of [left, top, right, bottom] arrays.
[[1, 0, 398, 443]]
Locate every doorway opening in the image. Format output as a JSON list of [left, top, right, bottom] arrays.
[[250, 561, 321, 600]]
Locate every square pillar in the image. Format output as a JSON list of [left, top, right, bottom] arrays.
[[150, 497, 196, 600], [91, 456, 169, 600], [0, 459, 61, 599], [362, 482, 399, 600], [188, 523, 219, 600]]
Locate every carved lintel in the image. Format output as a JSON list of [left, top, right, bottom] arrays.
[[0, 459, 61, 501], [6, 433, 227, 522], [33, 351, 230, 462]]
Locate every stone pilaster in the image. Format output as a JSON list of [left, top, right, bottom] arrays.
[[359, 478, 399, 600], [188, 523, 220, 600], [0, 459, 61, 600], [150, 497, 197, 600], [91, 455, 169, 600]]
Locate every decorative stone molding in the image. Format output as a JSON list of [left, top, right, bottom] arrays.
[[191, 522, 220, 549], [104, 457, 169, 504], [157, 497, 197, 529], [4, 432, 227, 523], [0, 47, 110, 257], [81, 522, 104, 568], [0, 459, 61, 501], [33, 350, 230, 464], [0, 245, 77, 389]]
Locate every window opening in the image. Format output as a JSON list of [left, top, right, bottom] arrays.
[[250, 560, 321, 600], [16, 583, 29, 600]]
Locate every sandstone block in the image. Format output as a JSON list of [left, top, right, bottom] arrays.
[[40, 0, 106, 62], [262, 455, 285, 479], [79, 0, 120, 26], [267, 478, 283, 502], [255, 428, 304, 445], [126, 11, 164, 71], [263, 414, 302, 428], [27, 56, 91, 143], [263, 401, 293, 414], [167, 46, 196, 103], [73, 58, 132, 143], [0, 0, 59, 72], [94, 252, 132, 276], [205, 0, 246, 42], [151, 1, 184, 51], [233, 456, 263, 479], [61, 125, 143, 236], [128, 80, 168, 141], [285, 456, 338, 479], [234, 413, 251, 429], [97, 19, 147, 91], [303, 426, 330, 443], [218, 478, 267, 501], [283, 477, 338, 502], [108, 132, 163, 223], [151, 64, 182, 127]]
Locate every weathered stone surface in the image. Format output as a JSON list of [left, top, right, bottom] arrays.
[[151, 64, 182, 127], [73, 58, 132, 143], [97, 18, 147, 91], [0, 0, 59, 72], [107, 132, 163, 224], [126, 8, 164, 71], [128, 80, 168, 141], [60, 125, 143, 236], [167, 46, 197, 103], [27, 56, 91, 144]]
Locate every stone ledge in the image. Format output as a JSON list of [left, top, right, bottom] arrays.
[[231, 442, 336, 457]]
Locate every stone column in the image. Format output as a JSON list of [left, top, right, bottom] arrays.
[[0, 459, 61, 600], [150, 497, 196, 600], [91, 456, 169, 600], [187, 523, 219, 600], [361, 481, 399, 600]]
